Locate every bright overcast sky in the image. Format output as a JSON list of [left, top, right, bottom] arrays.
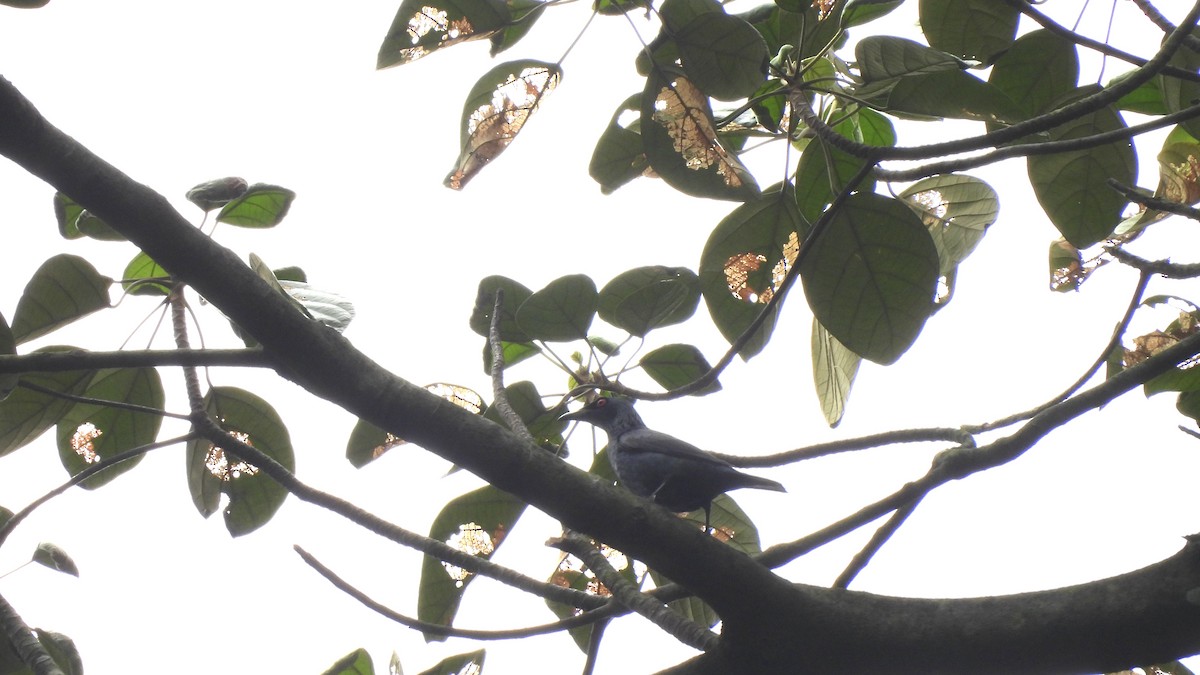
[[2, 1, 1200, 674]]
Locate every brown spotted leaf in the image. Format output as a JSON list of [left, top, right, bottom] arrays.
[[445, 60, 562, 190], [377, 0, 511, 68]]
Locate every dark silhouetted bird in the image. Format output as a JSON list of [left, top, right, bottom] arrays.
[[561, 396, 786, 532]]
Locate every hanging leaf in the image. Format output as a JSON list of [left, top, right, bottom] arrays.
[[1028, 87, 1136, 249], [640, 343, 720, 394], [0, 349, 93, 456], [418, 486, 525, 641], [514, 274, 597, 342], [215, 184, 295, 228], [378, 0, 510, 68], [320, 648, 374, 675], [446, 60, 562, 190], [33, 542, 79, 577], [12, 254, 112, 345], [813, 319, 860, 427], [918, 0, 1018, 64], [418, 650, 486, 675], [699, 183, 805, 359], [185, 387, 294, 536], [56, 367, 164, 489], [1117, 128, 1200, 239], [597, 266, 701, 337], [641, 71, 759, 201], [121, 251, 172, 297], [590, 94, 649, 194], [800, 193, 939, 365]]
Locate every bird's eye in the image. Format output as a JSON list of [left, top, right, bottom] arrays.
[[595, 398, 607, 408]]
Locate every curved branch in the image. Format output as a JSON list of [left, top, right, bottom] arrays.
[[712, 426, 974, 468]]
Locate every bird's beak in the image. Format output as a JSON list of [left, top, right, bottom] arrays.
[[559, 408, 583, 422]]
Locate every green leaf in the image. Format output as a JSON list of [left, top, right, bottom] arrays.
[[1161, 27, 1200, 139], [446, 60, 561, 190], [121, 251, 172, 296], [470, 275, 533, 342], [675, 13, 768, 101], [215, 183, 295, 228], [794, 108, 893, 222], [882, 70, 1025, 125], [32, 542, 79, 577], [482, 380, 564, 445], [840, 0, 903, 28], [321, 648, 374, 675], [418, 649, 486, 675], [418, 486, 525, 640], [799, 193, 939, 365], [185, 387, 294, 536], [55, 367, 163, 489], [855, 37, 966, 83], [597, 266, 700, 337], [898, 174, 998, 305], [489, 0, 546, 55], [0, 351, 93, 456], [185, 177, 249, 212], [36, 630, 82, 675], [515, 274, 597, 342], [641, 71, 759, 201], [345, 417, 400, 469], [640, 344, 720, 394], [1028, 88, 1137, 248], [277, 280, 355, 333], [590, 94, 648, 194], [700, 183, 805, 359], [12, 254, 112, 344], [1114, 72, 1167, 116], [378, 0, 510, 68], [53, 192, 123, 241], [481, 339, 541, 374], [0, 313, 15, 401], [918, 0, 1018, 64], [812, 320, 860, 427], [988, 29, 1078, 118]]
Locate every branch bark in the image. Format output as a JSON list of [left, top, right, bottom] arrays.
[[5, 74, 1200, 674]]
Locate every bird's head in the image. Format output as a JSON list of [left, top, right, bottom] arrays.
[[559, 396, 640, 430]]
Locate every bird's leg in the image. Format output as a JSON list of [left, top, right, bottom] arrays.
[[702, 503, 712, 535]]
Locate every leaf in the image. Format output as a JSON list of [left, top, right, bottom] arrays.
[[378, 0, 510, 68], [321, 648, 374, 675], [185, 177, 249, 211], [445, 60, 561, 190], [347, 384, 483, 467], [469, 275, 533, 342], [1161, 27, 1200, 140], [882, 70, 1025, 125], [854, 37, 966, 83], [481, 339, 540, 374], [0, 351, 93, 456], [0, 313, 15, 401], [1114, 72, 1167, 116], [597, 266, 701, 337], [482, 380, 564, 445], [36, 630, 82, 675], [794, 108, 893, 221], [121, 251, 172, 296], [32, 542, 79, 577], [418, 650, 486, 675], [839, 0, 903, 28], [53, 192, 123, 241], [988, 29, 1079, 118], [898, 174, 998, 306], [918, 0, 1018, 64], [12, 254, 112, 344], [489, 0, 546, 55], [215, 183, 295, 228], [812, 320, 860, 427], [799, 193, 940, 365], [55, 367, 163, 489], [185, 387, 295, 536], [675, 13, 768, 101], [1119, 132, 1200, 238], [514, 274, 597, 342], [699, 183, 805, 359], [640, 344, 720, 394], [1028, 87, 1137, 248], [418, 486, 525, 640], [590, 94, 649, 194], [278, 280, 356, 333], [641, 71, 759, 201]]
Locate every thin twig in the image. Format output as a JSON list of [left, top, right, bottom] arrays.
[[1108, 248, 1200, 279], [489, 289, 533, 441], [712, 427, 975, 468], [1108, 179, 1200, 223], [17, 380, 191, 421], [0, 348, 269, 375], [833, 497, 923, 589], [550, 531, 719, 652]]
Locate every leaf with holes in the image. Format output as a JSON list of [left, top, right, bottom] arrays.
[[813, 319, 860, 427], [641, 71, 758, 201], [1028, 87, 1136, 248], [56, 367, 163, 489], [185, 387, 294, 536], [418, 485, 526, 640], [598, 266, 700, 337], [446, 60, 561, 190], [12, 254, 112, 345], [378, 0, 510, 68], [898, 174, 997, 306], [640, 343, 720, 394], [346, 384, 482, 467], [515, 274, 597, 342], [700, 183, 805, 359], [800, 193, 939, 365], [215, 184, 295, 228], [0, 349, 93, 456]]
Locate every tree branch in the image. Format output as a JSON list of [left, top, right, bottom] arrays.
[[0, 348, 270, 375]]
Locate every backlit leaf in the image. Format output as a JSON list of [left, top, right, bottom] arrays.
[[799, 193, 939, 365], [0, 313, 14, 401], [1161, 27, 1200, 140], [898, 174, 997, 305], [378, 0, 510, 67], [515, 274, 597, 342], [53, 192, 123, 241], [598, 266, 700, 337], [418, 650, 486, 675], [186, 177, 249, 212], [0, 349, 93, 456], [855, 36, 966, 83], [33, 542, 78, 577], [813, 320, 860, 427], [321, 648, 374, 675], [346, 384, 483, 467], [55, 367, 163, 489], [121, 251, 172, 297], [988, 29, 1078, 118], [216, 183, 295, 228], [675, 12, 768, 101], [470, 275, 533, 342], [12, 254, 112, 344], [919, 0, 1018, 64], [446, 60, 561, 190], [640, 343, 720, 394], [590, 94, 648, 194]]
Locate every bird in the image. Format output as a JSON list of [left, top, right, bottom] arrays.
[[560, 396, 786, 532]]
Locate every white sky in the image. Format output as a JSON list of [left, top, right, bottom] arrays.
[[2, 1, 1200, 674]]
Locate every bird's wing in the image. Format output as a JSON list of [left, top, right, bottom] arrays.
[[617, 428, 732, 467]]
